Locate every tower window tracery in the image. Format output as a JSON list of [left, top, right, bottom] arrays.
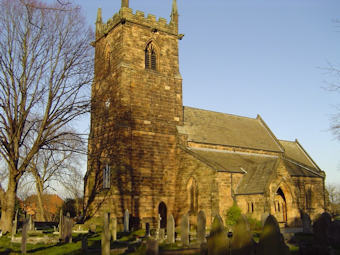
[[145, 42, 157, 70]]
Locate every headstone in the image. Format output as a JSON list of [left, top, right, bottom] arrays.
[[159, 228, 165, 240], [62, 213, 72, 243], [146, 239, 159, 255], [231, 215, 256, 255], [156, 214, 161, 240], [101, 212, 111, 255], [11, 210, 18, 239], [181, 213, 190, 246], [28, 214, 34, 231], [146, 223, 151, 237], [110, 217, 117, 241], [197, 211, 206, 244], [256, 214, 290, 255], [312, 212, 332, 255], [59, 210, 64, 239], [124, 209, 129, 232], [21, 216, 29, 254], [329, 220, 340, 249], [207, 214, 227, 255], [301, 212, 312, 234], [167, 214, 175, 243], [82, 234, 88, 252]]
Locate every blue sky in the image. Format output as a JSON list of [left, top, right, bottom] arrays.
[[73, 0, 340, 186]]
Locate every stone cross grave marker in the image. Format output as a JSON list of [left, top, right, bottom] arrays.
[[181, 213, 189, 246], [256, 214, 290, 255], [197, 210, 206, 244], [167, 214, 175, 243], [124, 209, 129, 232], [101, 212, 111, 255]]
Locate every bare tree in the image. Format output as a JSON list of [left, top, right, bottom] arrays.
[[0, 0, 93, 233]]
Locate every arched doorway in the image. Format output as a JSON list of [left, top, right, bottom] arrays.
[[158, 202, 167, 229], [274, 188, 287, 222]]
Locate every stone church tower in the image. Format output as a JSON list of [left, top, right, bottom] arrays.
[[85, 0, 184, 227]]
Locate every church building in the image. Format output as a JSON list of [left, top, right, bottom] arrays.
[[84, 0, 327, 228]]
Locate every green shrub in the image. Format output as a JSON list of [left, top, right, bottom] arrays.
[[225, 203, 242, 227], [247, 216, 262, 231]]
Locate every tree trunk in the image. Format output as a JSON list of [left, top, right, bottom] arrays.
[[0, 175, 17, 234], [35, 179, 47, 222]]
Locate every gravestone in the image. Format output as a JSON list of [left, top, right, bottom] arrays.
[[207, 214, 227, 255], [301, 212, 312, 234], [156, 214, 161, 240], [146, 239, 159, 255], [82, 235, 88, 252], [167, 214, 175, 243], [181, 213, 190, 246], [146, 223, 150, 237], [21, 216, 29, 255], [11, 210, 18, 239], [28, 214, 34, 231], [197, 211, 206, 244], [329, 220, 340, 249], [256, 215, 290, 255], [312, 212, 332, 255], [231, 215, 256, 255], [110, 217, 117, 241], [101, 212, 111, 255], [59, 210, 64, 239], [159, 228, 165, 240], [124, 209, 129, 232], [62, 212, 72, 243]]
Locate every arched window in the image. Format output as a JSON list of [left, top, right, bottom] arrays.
[[103, 163, 110, 189], [145, 42, 157, 70], [187, 178, 198, 213], [306, 187, 313, 210]]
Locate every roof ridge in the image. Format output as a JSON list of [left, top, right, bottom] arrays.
[[183, 106, 258, 121], [294, 139, 322, 171]]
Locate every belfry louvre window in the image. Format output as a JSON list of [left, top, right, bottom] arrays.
[[145, 42, 157, 70], [103, 164, 110, 189]]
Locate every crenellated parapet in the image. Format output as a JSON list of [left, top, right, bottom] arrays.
[[95, 6, 181, 41]]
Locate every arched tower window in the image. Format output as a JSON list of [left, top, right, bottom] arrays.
[[145, 42, 157, 70], [187, 178, 198, 213], [306, 187, 313, 210]]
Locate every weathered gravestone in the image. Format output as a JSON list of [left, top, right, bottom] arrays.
[[256, 214, 290, 255], [62, 213, 73, 243], [101, 212, 111, 255], [329, 220, 340, 249], [197, 211, 206, 244], [311, 212, 332, 255], [124, 209, 129, 232], [181, 213, 190, 246], [21, 216, 29, 254], [28, 214, 34, 231], [146, 239, 159, 255], [11, 210, 18, 240], [207, 215, 228, 255], [230, 215, 256, 255], [59, 210, 64, 239], [301, 212, 313, 234], [110, 217, 117, 241], [145, 223, 150, 237], [159, 228, 165, 240], [167, 214, 175, 243]]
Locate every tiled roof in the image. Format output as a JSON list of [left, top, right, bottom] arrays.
[[279, 140, 320, 171], [178, 107, 283, 152], [188, 148, 278, 194], [283, 159, 321, 178]]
